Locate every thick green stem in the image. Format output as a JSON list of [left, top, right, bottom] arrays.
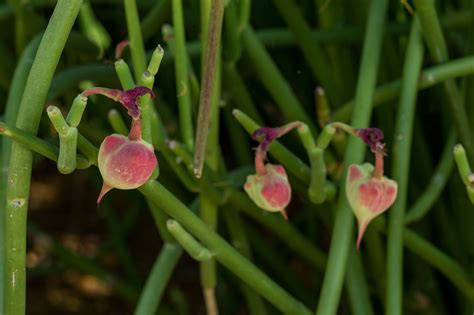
[[134, 244, 183, 315], [0, 34, 41, 310], [315, 0, 388, 314], [4, 1, 82, 313], [385, 19, 424, 315]]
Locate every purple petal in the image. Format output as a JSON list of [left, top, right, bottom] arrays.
[[356, 128, 384, 151], [252, 127, 280, 152], [120, 87, 155, 119]]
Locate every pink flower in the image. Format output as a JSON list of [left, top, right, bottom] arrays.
[[244, 122, 301, 219], [244, 163, 291, 220], [83, 86, 157, 204], [97, 134, 157, 204], [346, 152, 397, 248]]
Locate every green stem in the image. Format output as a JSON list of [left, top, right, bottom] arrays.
[[167, 220, 213, 261], [47, 105, 79, 174], [0, 122, 90, 169], [315, 0, 388, 314], [4, 1, 82, 313], [345, 248, 374, 315], [404, 129, 456, 224], [386, 19, 424, 315], [237, 0, 250, 32], [414, 0, 473, 159], [453, 143, 474, 203], [78, 0, 111, 58], [171, 0, 195, 150], [193, 0, 224, 178], [373, 219, 474, 301], [124, 0, 147, 80], [134, 244, 183, 315], [222, 0, 242, 63], [0, 34, 41, 310], [332, 56, 474, 122], [223, 208, 267, 315], [115, 59, 135, 89]]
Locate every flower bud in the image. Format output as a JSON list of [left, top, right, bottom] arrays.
[[97, 134, 157, 204], [346, 163, 397, 248], [244, 163, 291, 220]]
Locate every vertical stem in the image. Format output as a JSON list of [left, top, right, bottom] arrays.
[[345, 248, 374, 315], [385, 18, 424, 315], [4, 1, 82, 314], [197, 3, 223, 313], [193, 0, 225, 178], [315, 0, 389, 314], [0, 33, 41, 314], [123, 0, 147, 79], [172, 0, 195, 150]]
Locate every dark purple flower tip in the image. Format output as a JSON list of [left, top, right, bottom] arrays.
[[120, 87, 155, 119], [356, 128, 384, 151], [252, 127, 281, 152]]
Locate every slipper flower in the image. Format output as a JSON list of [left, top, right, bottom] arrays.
[[244, 122, 302, 219], [84, 86, 158, 204], [346, 128, 398, 248], [97, 128, 157, 204]]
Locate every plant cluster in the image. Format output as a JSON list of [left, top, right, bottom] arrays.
[[0, 0, 473, 314]]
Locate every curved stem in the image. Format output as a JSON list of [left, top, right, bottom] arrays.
[[404, 129, 456, 224]]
